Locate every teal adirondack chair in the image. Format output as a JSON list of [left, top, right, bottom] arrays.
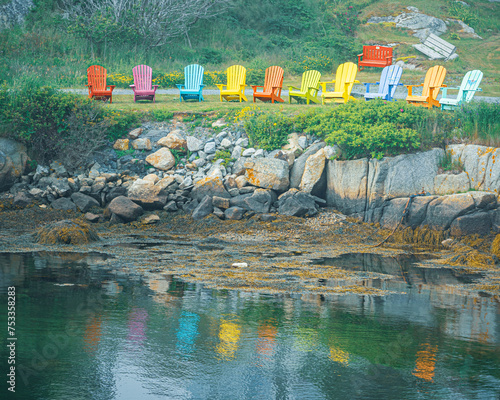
[[439, 70, 483, 111], [364, 65, 403, 101], [176, 64, 205, 102]]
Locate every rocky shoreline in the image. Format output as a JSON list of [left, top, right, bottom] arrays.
[[1, 116, 500, 241]]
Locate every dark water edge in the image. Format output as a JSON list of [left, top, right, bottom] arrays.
[[0, 251, 499, 400]]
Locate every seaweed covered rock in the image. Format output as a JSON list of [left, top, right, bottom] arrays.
[[34, 220, 99, 244]]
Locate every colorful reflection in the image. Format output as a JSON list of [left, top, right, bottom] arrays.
[[216, 319, 241, 360], [294, 328, 319, 352], [83, 315, 102, 354], [256, 323, 277, 361], [127, 308, 148, 348], [176, 311, 200, 355], [413, 343, 438, 382], [329, 345, 350, 365]]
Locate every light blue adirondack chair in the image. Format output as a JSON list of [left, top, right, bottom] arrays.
[[439, 70, 483, 111], [363, 65, 403, 101], [176, 64, 205, 102]]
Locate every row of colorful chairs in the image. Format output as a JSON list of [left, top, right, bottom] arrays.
[[86, 63, 483, 110]]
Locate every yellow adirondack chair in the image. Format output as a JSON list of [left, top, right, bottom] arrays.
[[406, 65, 447, 108], [288, 70, 321, 104], [216, 65, 247, 102], [320, 62, 360, 104]]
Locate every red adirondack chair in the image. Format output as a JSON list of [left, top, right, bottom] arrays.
[[86, 65, 115, 103], [251, 66, 285, 103], [130, 65, 159, 102]]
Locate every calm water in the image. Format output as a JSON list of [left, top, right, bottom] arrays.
[[1, 252, 499, 400]]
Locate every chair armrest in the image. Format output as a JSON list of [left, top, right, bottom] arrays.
[[405, 84, 423, 88], [153, 85, 159, 89], [129, 85, 135, 88], [462, 88, 482, 93], [319, 81, 335, 91], [288, 85, 300, 91], [216, 84, 227, 90], [199, 84, 205, 89], [405, 83, 422, 97], [108, 85, 116, 91], [176, 84, 185, 89]]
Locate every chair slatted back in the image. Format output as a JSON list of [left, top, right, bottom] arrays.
[[132, 65, 153, 91], [184, 64, 204, 90]]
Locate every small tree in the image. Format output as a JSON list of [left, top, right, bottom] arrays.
[[61, 0, 235, 56]]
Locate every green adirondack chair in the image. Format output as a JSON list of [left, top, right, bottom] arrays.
[[439, 70, 483, 111], [288, 70, 321, 104]]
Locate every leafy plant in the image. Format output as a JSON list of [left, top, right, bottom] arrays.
[[243, 109, 294, 150], [439, 150, 464, 173], [115, 148, 135, 158], [213, 149, 234, 166]]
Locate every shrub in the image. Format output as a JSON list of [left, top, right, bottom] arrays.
[[213, 149, 234, 166], [0, 84, 113, 165], [243, 108, 294, 150]]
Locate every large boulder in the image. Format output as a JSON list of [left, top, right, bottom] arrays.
[[51, 197, 77, 212], [423, 193, 475, 230], [395, 11, 447, 40], [127, 178, 168, 209], [108, 196, 144, 222], [71, 192, 100, 212], [242, 189, 276, 213], [379, 195, 437, 229], [157, 130, 187, 151], [145, 148, 176, 171], [434, 173, 470, 195], [326, 158, 369, 216], [0, 138, 29, 192], [278, 189, 319, 217], [450, 212, 492, 237], [244, 158, 289, 192], [191, 176, 230, 201], [34, 220, 99, 245], [290, 142, 325, 188], [192, 195, 213, 220], [299, 147, 327, 195]]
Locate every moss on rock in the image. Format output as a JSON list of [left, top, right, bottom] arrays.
[[34, 220, 99, 245]]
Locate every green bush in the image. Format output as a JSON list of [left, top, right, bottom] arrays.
[[243, 109, 294, 150], [294, 100, 437, 160], [213, 149, 234, 166]]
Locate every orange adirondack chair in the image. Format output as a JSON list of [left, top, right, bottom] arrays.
[[251, 66, 284, 103], [86, 65, 115, 103], [405, 65, 447, 108]]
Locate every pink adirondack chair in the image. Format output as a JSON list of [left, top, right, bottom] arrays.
[[130, 65, 159, 102]]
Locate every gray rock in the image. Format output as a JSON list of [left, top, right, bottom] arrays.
[[51, 197, 77, 212], [242, 148, 256, 157], [236, 138, 249, 147], [290, 142, 326, 188], [225, 206, 246, 220], [50, 161, 68, 177], [204, 142, 216, 154], [450, 212, 491, 236], [232, 157, 248, 176], [183, 199, 199, 213], [164, 200, 178, 212], [191, 175, 230, 201], [278, 190, 318, 217], [71, 192, 100, 212], [220, 138, 232, 148], [326, 158, 368, 215], [232, 146, 243, 159], [244, 158, 289, 191], [298, 136, 308, 149], [230, 194, 253, 208], [106, 186, 127, 203], [13, 191, 32, 208], [187, 136, 204, 152], [470, 191, 497, 209], [253, 149, 265, 158], [0, 138, 29, 192], [127, 178, 168, 209], [423, 193, 475, 230], [228, 188, 240, 197], [37, 177, 72, 197], [85, 212, 100, 223], [395, 12, 447, 39], [434, 172, 470, 195], [213, 207, 225, 219], [213, 196, 230, 209], [108, 196, 144, 222], [192, 195, 213, 220], [242, 189, 276, 213], [193, 158, 207, 168], [239, 186, 256, 194], [299, 148, 326, 195]]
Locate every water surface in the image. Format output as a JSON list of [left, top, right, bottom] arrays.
[[1, 252, 499, 399]]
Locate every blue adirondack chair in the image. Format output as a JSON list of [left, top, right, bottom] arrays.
[[176, 64, 205, 102], [363, 65, 403, 101], [440, 70, 483, 111]]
